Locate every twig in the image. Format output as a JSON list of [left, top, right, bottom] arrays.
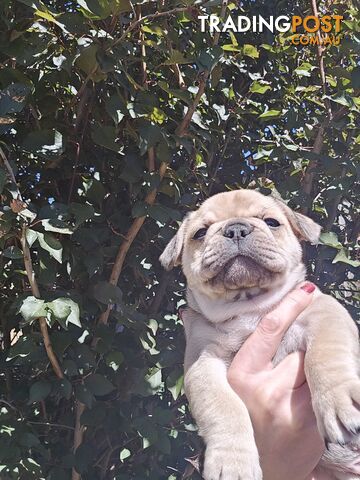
[[67, 141, 81, 204], [0, 146, 21, 198], [148, 270, 172, 314], [136, 5, 148, 87], [20, 225, 64, 379], [28, 421, 75, 431], [71, 402, 86, 480], [208, 129, 231, 195], [213, 0, 228, 46]]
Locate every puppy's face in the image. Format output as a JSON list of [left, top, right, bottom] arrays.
[[160, 190, 321, 299]]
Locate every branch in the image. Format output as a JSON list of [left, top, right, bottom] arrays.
[[175, 72, 209, 137], [111, 6, 196, 48], [0, 147, 64, 378], [300, 0, 332, 214], [176, 0, 228, 138], [311, 0, 332, 119], [20, 225, 64, 379], [98, 161, 167, 326], [71, 166, 168, 480]]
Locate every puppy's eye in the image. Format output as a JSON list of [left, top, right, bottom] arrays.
[[193, 227, 208, 240], [264, 218, 280, 228]]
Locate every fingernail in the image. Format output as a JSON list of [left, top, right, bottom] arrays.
[[301, 282, 316, 294], [178, 308, 184, 319]]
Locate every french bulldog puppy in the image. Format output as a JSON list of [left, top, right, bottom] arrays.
[[160, 189, 360, 480]]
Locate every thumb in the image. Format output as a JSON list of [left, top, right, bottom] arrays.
[[229, 282, 316, 375]]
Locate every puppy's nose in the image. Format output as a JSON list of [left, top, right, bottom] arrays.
[[223, 222, 253, 240]]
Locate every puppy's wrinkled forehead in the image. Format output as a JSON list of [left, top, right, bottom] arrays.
[[196, 190, 280, 224]]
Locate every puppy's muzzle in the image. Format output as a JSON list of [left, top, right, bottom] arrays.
[[223, 220, 254, 241]]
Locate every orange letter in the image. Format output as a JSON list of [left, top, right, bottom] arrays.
[[292, 16, 302, 33], [321, 15, 332, 33], [333, 15, 343, 33], [292, 34, 300, 45], [310, 35, 319, 45], [303, 15, 319, 33], [300, 35, 310, 45]]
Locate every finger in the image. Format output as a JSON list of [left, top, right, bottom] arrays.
[[271, 351, 307, 390], [229, 282, 315, 374]]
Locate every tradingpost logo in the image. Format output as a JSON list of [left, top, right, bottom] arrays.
[[198, 14, 343, 46]]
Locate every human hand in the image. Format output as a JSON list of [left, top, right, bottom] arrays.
[[227, 282, 326, 480]]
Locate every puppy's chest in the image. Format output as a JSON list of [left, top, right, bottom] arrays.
[[215, 315, 307, 364]]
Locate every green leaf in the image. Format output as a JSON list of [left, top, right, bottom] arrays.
[[332, 249, 360, 268], [82, 178, 106, 205], [351, 66, 360, 89], [28, 380, 52, 403], [56, 377, 72, 400], [26, 228, 38, 247], [250, 81, 271, 94], [20, 433, 41, 448], [36, 232, 63, 263], [41, 219, 73, 235], [84, 374, 115, 396], [0, 83, 29, 116], [243, 44, 259, 59], [196, 46, 223, 72], [320, 232, 342, 249], [91, 125, 122, 152], [106, 351, 124, 371], [22, 130, 64, 158], [120, 448, 131, 462], [93, 281, 123, 304], [47, 298, 81, 328], [0, 168, 6, 194], [76, 43, 99, 72], [142, 24, 164, 36], [258, 109, 282, 119], [105, 94, 125, 124], [3, 245, 23, 259], [166, 371, 184, 400], [294, 62, 315, 77], [222, 44, 241, 52], [69, 202, 95, 226], [19, 297, 47, 322], [75, 385, 94, 409], [163, 50, 193, 64], [158, 81, 192, 105]]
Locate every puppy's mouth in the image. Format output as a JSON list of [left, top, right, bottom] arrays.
[[207, 253, 284, 290]]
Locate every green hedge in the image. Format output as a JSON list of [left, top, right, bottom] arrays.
[[0, 0, 358, 479]]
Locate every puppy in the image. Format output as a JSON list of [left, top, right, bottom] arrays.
[[160, 190, 360, 480]]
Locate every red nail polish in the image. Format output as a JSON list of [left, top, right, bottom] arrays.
[[301, 282, 316, 294]]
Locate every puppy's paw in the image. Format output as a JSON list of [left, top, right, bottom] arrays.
[[203, 441, 262, 480], [314, 378, 360, 445]]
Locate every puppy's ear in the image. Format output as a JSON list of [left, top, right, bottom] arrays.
[[159, 215, 191, 270], [275, 200, 321, 244]]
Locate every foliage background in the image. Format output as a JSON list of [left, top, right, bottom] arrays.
[[0, 0, 359, 479]]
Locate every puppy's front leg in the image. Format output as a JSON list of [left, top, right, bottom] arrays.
[[304, 293, 360, 447], [185, 353, 262, 480]]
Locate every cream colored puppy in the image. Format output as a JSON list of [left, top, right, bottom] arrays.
[[160, 190, 360, 480]]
